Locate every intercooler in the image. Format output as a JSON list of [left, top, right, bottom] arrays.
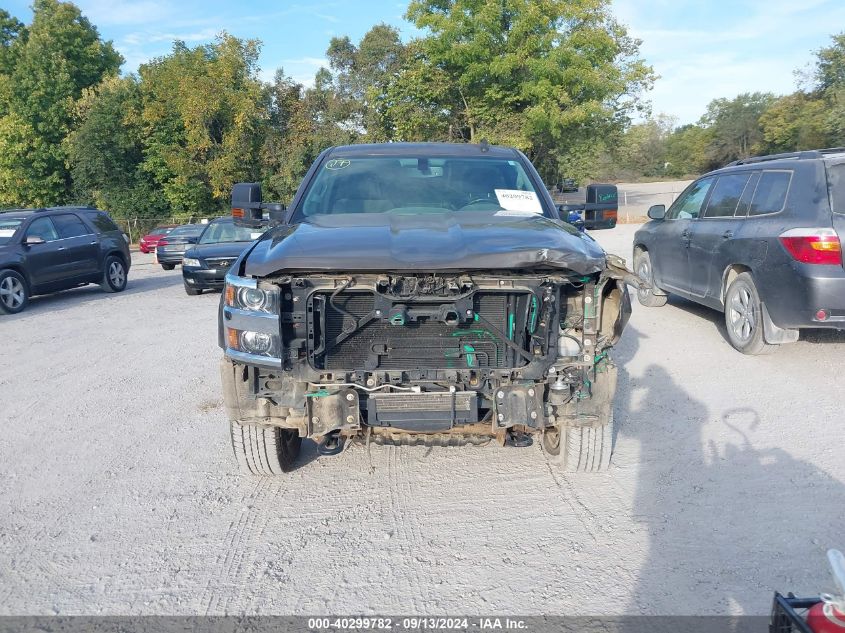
[[309, 291, 527, 371]]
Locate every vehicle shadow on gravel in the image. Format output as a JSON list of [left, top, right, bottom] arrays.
[[614, 325, 845, 615], [662, 296, 845, 347], [4, 274, 184, 319]]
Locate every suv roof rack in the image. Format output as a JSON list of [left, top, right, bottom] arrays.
[[727, 147, 845, 167]]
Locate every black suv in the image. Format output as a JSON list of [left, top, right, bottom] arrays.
[[634, 149, 845, 354], [0, 207, 131, 315]]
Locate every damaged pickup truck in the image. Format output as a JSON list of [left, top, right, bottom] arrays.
[[219, 142, 635, 474]]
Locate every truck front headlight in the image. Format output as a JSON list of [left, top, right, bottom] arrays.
[[222, 273, 282, 367], [224, 273, 279, 314]]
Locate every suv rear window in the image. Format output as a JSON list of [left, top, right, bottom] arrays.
[[703, 173, 751, 218], [828, 162, 845, 215], [749, 171, 792, 216], [83, 210, 120, 233]]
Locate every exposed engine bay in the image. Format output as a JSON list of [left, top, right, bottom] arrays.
[[221, 258, 633, 453]]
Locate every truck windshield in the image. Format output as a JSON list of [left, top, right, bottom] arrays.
[[294, 156, 542, 220]]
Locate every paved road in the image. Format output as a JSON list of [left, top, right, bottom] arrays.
[[1, 231, 843, 615]]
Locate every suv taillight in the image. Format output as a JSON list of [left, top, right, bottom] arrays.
[[779, 228, 842, 265]]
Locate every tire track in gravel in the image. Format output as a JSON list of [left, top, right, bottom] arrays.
[[541, 452, 601, 543], [386, 445, 425, 612], [202, 476, 275, 614]]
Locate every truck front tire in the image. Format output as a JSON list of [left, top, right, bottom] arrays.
[[222, 358, 302, 474], [230, 421, 301, 475], [542, 413, 614, 472]]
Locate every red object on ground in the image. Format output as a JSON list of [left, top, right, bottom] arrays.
[[808, 602, 845, 632], [139, 226, 176, 253]]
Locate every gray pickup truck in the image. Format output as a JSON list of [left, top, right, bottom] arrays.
[[217, 142, 635, 474]]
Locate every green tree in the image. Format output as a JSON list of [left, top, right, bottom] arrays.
[[261, 69, 319, 202], [814, 33, 845, 145], [325, 24, 407, 141], [396, 0, 654, 180], [0, 0, 121, 207], [699, 92, 775, 165], [664, 124, 713, 177], [66, 75, 167, 219], [138, 34, 267, 215], [0, 10, 25, 83], [759, 93, 828, 153], [615, 115, 675, 178], [815, 32, 845, 92]]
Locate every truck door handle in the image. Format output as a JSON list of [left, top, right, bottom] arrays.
[[722, 230, 733, 239], [90, 241, 97, 245], [57, 246, 66, 251]]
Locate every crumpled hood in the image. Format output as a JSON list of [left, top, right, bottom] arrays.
[[244, 212, 606, 276]]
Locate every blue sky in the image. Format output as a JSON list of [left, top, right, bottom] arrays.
[[5, 0, 845, 125]]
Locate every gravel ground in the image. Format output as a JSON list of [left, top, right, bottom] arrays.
[[1, 226, 844, 616]]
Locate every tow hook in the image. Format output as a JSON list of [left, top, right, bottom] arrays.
[[507, 429, 533, 448], [317, 431, 345, 456]]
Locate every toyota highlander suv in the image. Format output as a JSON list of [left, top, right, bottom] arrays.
[[217, 143, 637, 474], [634, 148, 845, 354]]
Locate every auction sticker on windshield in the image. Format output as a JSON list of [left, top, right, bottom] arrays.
[[494, 189, 542, 214]]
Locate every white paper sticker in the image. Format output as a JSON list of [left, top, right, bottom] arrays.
[[0, 229, 15, 237], [250, 232, 263, 239], [494, 189, 542, 214]]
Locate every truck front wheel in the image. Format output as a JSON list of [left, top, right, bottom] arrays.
[[230, 422, 301, 475], [542, 413, 614, 473]]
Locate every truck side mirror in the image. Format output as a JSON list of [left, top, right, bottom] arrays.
[[231, 183, 286, 227], [583, 184, 618, 230], [232, 182, 263, 226]]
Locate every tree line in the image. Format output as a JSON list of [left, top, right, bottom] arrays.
[[609, 33, 845, 181], [0, 0, 842, 221]]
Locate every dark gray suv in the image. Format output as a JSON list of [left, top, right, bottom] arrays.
[[634, 148, 845, 354], [0, 207, 131, 315]]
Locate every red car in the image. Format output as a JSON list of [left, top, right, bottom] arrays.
[[139, 225, 177, 253]]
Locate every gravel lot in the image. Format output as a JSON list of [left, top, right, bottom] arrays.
[[1, 225, 844, 616]]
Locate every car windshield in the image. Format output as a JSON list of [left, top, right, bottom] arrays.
[[199, 220, 267, 244], [0, 218, 24, 245], [167, 225, 203, 238], [294, 156, 542, 220]]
